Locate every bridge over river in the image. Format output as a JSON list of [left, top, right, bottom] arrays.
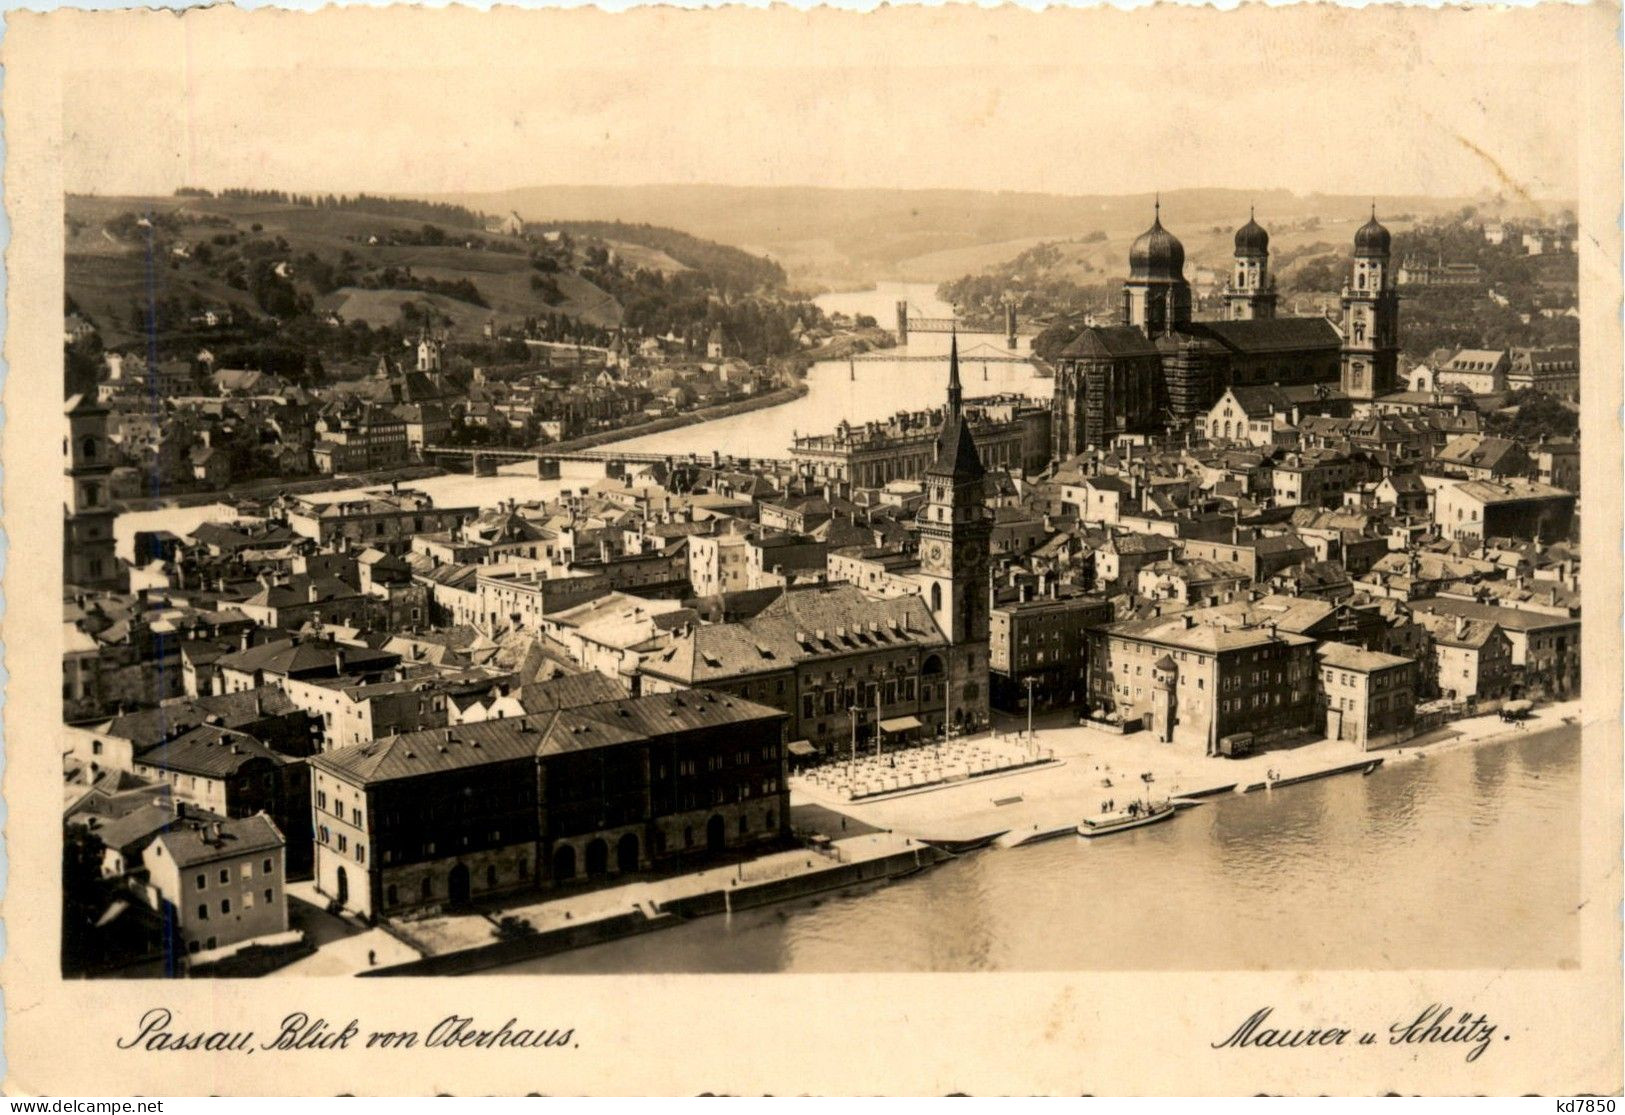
[[422, 444, 793, 478]]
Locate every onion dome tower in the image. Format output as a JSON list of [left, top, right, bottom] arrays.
[[1122, 197, 1192, 339], [1225, 207, 1278, 321], [1340, 205, 1400, 399]]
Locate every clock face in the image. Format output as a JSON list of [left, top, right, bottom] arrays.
[[926, 542, 945, 564]]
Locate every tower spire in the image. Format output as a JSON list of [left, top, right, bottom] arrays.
[[947, 328, 963, 419], [1154, 193, 1162, 224]]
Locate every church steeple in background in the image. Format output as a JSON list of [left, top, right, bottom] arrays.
[[947, 328, 963, 420]]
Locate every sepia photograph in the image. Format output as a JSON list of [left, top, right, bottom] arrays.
[[5, 1, 1621, 1096]]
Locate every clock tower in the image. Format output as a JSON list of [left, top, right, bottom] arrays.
[[916, 334, 992, 733]]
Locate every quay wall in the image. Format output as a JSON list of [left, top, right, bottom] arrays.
[[364, 842, 942, 976]]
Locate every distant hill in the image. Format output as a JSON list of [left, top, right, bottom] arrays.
[[64, 192, 822, 382], [64, 193, 793, 352], [64, 193, 630, 347], [436, 185, 1561, 290]]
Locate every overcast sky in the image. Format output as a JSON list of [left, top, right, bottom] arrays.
[[54, 5, 1589, 201]]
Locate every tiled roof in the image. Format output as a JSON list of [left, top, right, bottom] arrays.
[[1317, 641, 1412, 672], [1412, 610, 1504, 649], [641, 584, 946, 685], [135, 725, 290, 779], [1107, 609, 1316, 653], [1060, 326, 1160, 360], [1196, 317, 1341, 355], [311, 690, 783, 786], [153, 813, 285, 869], [1413, 598, 1577, 633], [94, 803, 188, 854]]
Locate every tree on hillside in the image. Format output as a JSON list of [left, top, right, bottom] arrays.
[[1291, 257, 1343, 292], [1487, 391, 1578, 442]]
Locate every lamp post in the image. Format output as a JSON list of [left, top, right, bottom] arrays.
[[874, 683, 884, 761], [1025, 676, 1038, 755]]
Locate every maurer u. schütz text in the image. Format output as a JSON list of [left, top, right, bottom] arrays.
[[1213, 1004, 1502, 1062]]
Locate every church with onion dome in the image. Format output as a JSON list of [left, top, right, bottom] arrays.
[[1052, 203, 1400, 456]]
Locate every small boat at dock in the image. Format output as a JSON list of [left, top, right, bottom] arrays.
[[1076, 801, 1176, 838]]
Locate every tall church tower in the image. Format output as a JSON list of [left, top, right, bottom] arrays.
[[1340, 207, 1400, 399], [1225, 209, 1278, 320], [1122, 198, 1192, 339], [916, 335, 991, 733], [64, 394, 119, 589]]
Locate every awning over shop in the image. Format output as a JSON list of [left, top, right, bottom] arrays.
[[786, 740, 818, 757], [879, 716, 923, 734]]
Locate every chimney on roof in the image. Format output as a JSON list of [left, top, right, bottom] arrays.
[[1455, 615, 1469, 640]]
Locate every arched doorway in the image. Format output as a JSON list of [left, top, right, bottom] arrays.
[[552, 844, 576, 884], [585, 838, 609, 877], [616, 833, 639, 874], [335, 866, 349, 907], [448, 863, 470, 906], [706, 814, 726, 852]]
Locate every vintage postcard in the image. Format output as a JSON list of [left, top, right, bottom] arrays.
[[2, 2, 1620, 1096]]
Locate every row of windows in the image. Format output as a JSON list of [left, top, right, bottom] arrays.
[[314, 791, 365, 828], [194, 859, 275, 890], [802, 679, 921, 719], [195, 889, 272, 920], [317, 826, 367, 863]]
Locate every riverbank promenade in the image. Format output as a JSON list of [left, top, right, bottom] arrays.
[[796, 699, 1584, 847]]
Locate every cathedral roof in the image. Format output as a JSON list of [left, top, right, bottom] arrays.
[[1234, 211, 1269, 257], [1128, 202, 1186, 281], [1194, 317, 1342, 356], [1060, 325, 1160, 360], [1155, 329, 1226, 354], [1355, 209, 1392, 257]]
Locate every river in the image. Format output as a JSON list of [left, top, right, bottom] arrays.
[[500, 725, 1579, 972], [113, 282, 1045, 558]]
